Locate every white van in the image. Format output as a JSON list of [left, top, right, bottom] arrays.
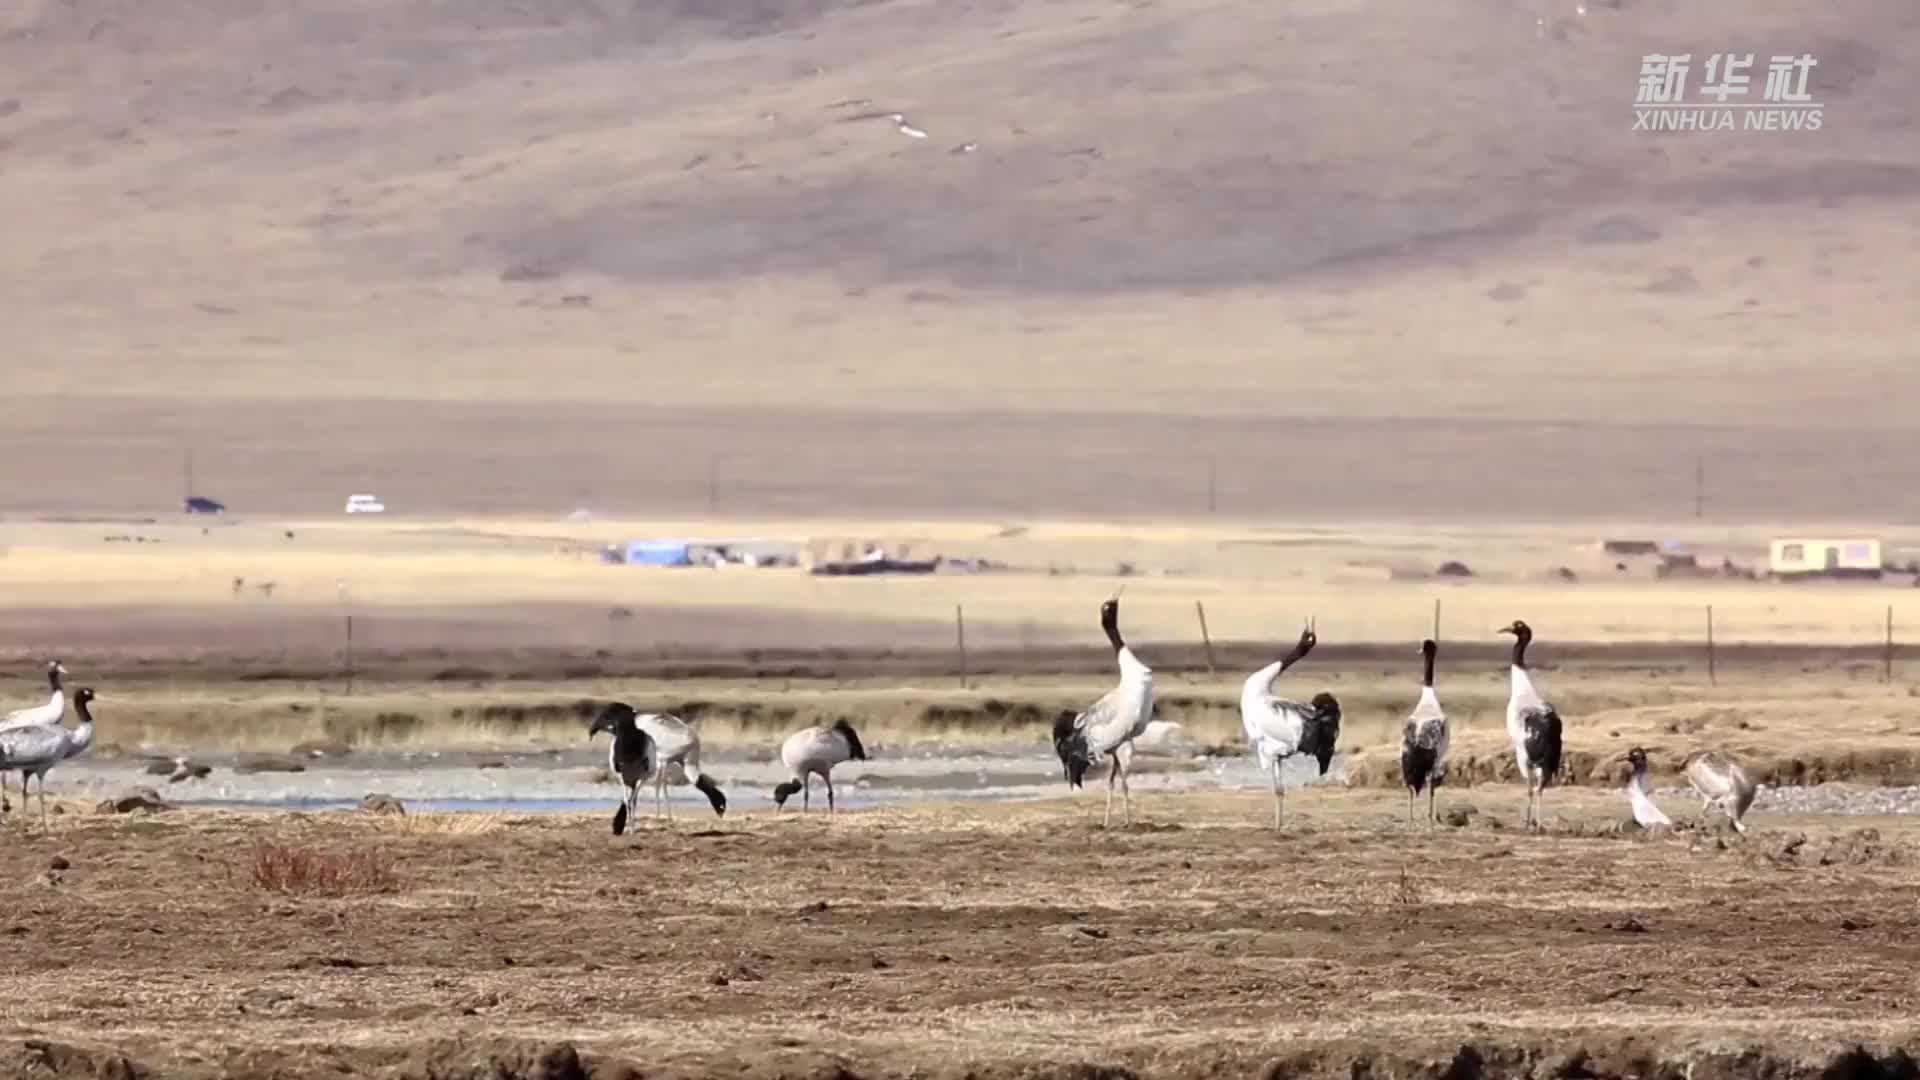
[[344, 493, 386, 514]]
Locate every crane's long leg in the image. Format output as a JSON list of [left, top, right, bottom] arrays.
[[1103, 756, 1120, 829], [826, 774, 836, 815], [1119, 760, 1132, 826], [802, 776, 811, 814], [1271, 760, 1285, 831], [38, 773, 49, 831], [1428, 782, 1438, 828], [1406, 786, 1415, 826]]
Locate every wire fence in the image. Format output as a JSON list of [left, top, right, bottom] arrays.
[[5, 595, 1908, 693]]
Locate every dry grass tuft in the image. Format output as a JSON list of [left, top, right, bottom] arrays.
[[250, 842, 402, 896], [363, 812, 506, 837]]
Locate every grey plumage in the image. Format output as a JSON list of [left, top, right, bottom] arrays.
[[1684, 749, 1757, 833], [0, 687, 97, 829], [773, 718, 867, 814], [0, 659, 68, 733], [601, 706, 726, 821]]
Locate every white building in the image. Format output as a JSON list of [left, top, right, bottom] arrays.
[[1768, 538, 1882, 579]]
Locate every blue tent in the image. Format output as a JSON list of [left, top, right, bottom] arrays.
[[620, 539, 692, 566]]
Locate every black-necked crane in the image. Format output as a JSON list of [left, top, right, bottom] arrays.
[[588, 703, 659, 836], [0, 687, 96, 830], [1499, 619, 1563, 831], [1400, 638, 1450, 827], [1052, 594, 1155, 828], [1240, 620, 1342, 830], [591, 703, 726, 823], [772, 719, 867, 814], [1, 660, 68, 733]]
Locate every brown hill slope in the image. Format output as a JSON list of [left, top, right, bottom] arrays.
[[1, 0, 1916, 516]]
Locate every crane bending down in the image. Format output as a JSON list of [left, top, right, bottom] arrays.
[[1053, 594, 1155, 828], [1400, 639, 1449, 827], [772, 719, 867, 814], [1241, 620, 1342, 830], [606, 703, 725, 818], [1684, 749, 1757, 834], [0, 686, 97, 830], [1, 660, 68, 733], [1624, 746, 1673, 829], [1500, 619, 1563, 831], [591, 703, 726, 823], [588, 704, 659, 836]]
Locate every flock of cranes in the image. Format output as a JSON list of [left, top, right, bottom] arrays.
[[0, 599, 1760, 835], [579, 595, 1757, 834]]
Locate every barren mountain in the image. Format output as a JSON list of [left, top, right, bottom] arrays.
[[2, 0, 1916, 516]]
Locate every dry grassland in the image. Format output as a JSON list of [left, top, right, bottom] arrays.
[[1, 795, 1917, 1079], [5, 516, 1920, 788], [7, 517, 1920, 648]]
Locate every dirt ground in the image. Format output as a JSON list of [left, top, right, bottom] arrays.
[[1, 791, 1917, 1079]]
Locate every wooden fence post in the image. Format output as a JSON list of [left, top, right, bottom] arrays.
[[1195, 601, 1216, 675], [955, 605, 969, 689], [1706, 604, 1716, 686], [1886, 605, 1895, 684]]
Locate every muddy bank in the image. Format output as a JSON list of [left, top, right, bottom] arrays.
[[9, 1035, 1919, 1080]]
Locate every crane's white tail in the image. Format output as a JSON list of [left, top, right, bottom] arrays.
[[695, 774, 727, 816], [1052, 710, 1091, 788]]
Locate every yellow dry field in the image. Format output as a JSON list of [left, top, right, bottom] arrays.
[[5, 516, 1918, 647]]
